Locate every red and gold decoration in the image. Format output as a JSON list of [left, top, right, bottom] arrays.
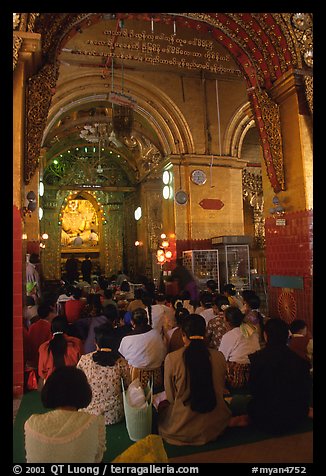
[[156, 233, 176, 270], [277, 290, 297, 324]]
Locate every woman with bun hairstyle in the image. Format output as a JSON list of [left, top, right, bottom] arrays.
[[38, 316, 82, 383], [77, 323, 131, 425]]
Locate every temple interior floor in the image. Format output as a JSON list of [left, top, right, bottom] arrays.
[[168, 431, 313, 463]]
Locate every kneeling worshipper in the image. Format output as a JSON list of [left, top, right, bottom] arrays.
[[158, 314, 231, 445], [24, 366, 106, 463]]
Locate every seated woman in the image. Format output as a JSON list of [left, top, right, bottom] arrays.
[[38, 316, 83, 384], [77, 323, 131, 425], [158, 314, 231, 446], [241, 290, 265, 347], [288, 318, 313, 366], [199, 291, 215, 326], [219, 306, 261, 390], [166, 306, 190, 353], [221, 283, 243, 309], [206, 294, 229, 350], [83, 294, 109, 354], [65, 286, 86, 324], [24, 366, 106, 463], [118, 308, 167, 392], [246, 318, 312, 434]]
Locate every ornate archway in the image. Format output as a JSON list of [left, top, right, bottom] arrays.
[[16, 13, 312, 193]]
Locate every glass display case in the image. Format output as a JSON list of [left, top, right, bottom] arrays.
[[182, 250, 219, 290], [215, 244, 251, 291]]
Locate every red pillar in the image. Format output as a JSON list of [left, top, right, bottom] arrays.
[[265, 210, 313, 333], [13, 205, 24, 397]]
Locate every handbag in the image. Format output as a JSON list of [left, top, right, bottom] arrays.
[[25, 368, 38, 391]]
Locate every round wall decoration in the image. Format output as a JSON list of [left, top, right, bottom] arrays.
[[175, 190, 188, 205], [277, 291, 297, 324], [191, 169, 207, 185]]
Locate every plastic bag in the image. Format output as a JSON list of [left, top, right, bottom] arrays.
[[126, 378, 146, 408]]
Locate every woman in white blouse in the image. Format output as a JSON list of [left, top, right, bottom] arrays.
[[118, 308, 167, 392], [219, 306, 261, 390]]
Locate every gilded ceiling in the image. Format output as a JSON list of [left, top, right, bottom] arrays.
[[13, 13, 313, 189]]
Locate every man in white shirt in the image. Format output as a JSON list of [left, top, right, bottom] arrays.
[[73, 233, 83, 247], [89, 229, 98, 246], [118, 308, 166, 370], [219, 307, 260, 364], [154, 293, 176, 334]]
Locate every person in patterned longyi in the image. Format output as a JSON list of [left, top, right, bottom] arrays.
[[77, 323, 131, 425], [206, 294, 230, 350]]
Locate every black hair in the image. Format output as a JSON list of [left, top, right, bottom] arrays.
[[120, 280, 130, 292], [29, 253, 40, 264], [103, 304, 119, 325], [289, 319, 307, 334], [155, 293, 166, 303], [241, 290, 264, 337], [26, 295, 35, 306], [41, 366, 92, 409], [182, 314, 216, 413], [134, 288, 144, 300], [174, 307, 190, 326], [200, 291, 213, 308], [264, 318, 289, 346], [65, 285, 75, 296], [48, 317, 69, 369], [90, 294, 103, 315], [175, 300, 184, 310], [222, 283, 236, 296], [206, 279, 218, 292], [93, 323, 120, 366], [224, 306, 245, 327], [141, 294, 153, 326], [41, 292, 59, 307], [242, 290, 261, 309], [72, 287, 82, 299], [213, 294, 230, 311], [104, 288, 114, 299], [37, 303, 54, 319], [131, 307, 149, 329], [180, 290, 191, 300]]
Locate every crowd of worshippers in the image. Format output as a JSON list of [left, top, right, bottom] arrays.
[[22, 278, 313, 463]]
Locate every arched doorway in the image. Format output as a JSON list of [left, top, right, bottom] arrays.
[[39, 148, 138, 282]]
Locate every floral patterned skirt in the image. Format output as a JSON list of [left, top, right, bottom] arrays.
[[226, 361, 251, 390], [130, 366, 164, 393]]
